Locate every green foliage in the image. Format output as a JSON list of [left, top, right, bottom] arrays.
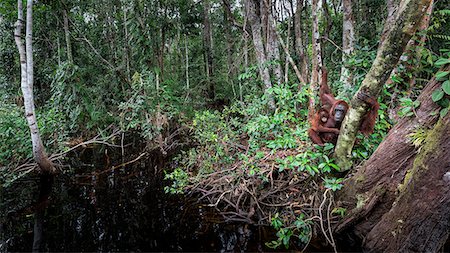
[[431, 52, 450, 118], [243, 83, 308, 151], [343, 43, 378, 94], [164, 167, 189, 194], [266, 213, 312, 249], [164, 85, 346, 249], [323, 177, 344, 191], [0, 103, 67, 168], [0, 104, 32, 166], [428, 8, 450, 50], [119, 71, 181, 141], [50, 63, 115, 132], [163, 108, 241, 184], [275, 147, 339, 176], [407, 128, 428, 152], [331, 207, 347, 217], [398, 97, 420, 117]]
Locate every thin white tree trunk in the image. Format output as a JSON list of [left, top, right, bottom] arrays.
[[340, 0, 355, 90], [14, 0, 53, 174]]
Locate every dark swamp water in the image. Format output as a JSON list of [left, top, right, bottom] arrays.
[[0, 144, 279, 252]]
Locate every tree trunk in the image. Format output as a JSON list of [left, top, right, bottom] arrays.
[[14, 0, 54, 174], [340, 0, 355, 90], [262, 0, 283, 85], [386, 0, 434, 121], [159, 27, 165, 80], [322, 0, 333, 40], [122, 0, 131, 83], [381, 0, 400, 42], [62, 9, 73, 64], [15, 1, 55, 251], [203, 0, 215, 100], [335, 68, 450, 251], [334, 0, 432, 170], [294, 0, 309, 85], [275, 23, 306, 86], [246, 0, 275, 110], [184, 35, 190, 101], [308, 0, 323, 121], [364, 115, 449, 252], [223, 4, 237, 98]]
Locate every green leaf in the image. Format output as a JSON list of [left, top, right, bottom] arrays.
[[401, 107, 411, 115], [435, 58, 450, 66], [432, 89, 444, 102], [436, 71, 449, 81], [440, 107, 449, 118], [443, 80, 450, 95], [330, 163, 340, 170]]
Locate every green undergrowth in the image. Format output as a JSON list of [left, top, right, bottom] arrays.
[[164, 83, 386, 249], [0, 103, 68, 167]]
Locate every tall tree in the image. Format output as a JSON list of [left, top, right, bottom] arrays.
[[246, 0, 276, 110], [14, 0, 54, 174], [203, 0, 215, 100], [294, 0, 309, 84], [308, 0, 323, 121], [14, 1, 55, 251], [262, 0, 283, 85], [340, 0, 355, 90], [336, 67, 450, 251], [334, 0, 433, 169], [62, 8, 73, 64]]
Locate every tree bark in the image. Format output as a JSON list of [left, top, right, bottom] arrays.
[[334, 0, 432, 170], [364, 115, 450, 252], [386, 0, 434, 121], [246, 0, 275, 110], [275, 23, 306, 86], [308, 0, 323, 121], [62, 9, 73, 64], [203, 0, 215, 100], [122, 0, 131, 82], [14, 0, 54, 174], [294, 0, 309, 85], [184, 34, 190, 101], [340, 0, 355, 90], [381, 0, 400, 42], [262, 0, 283, 85], [15, 1, 55, 251], [335, 68, 450, 251]]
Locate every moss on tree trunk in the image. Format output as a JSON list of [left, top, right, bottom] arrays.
[[335, 71, 450, 252], [334, 0, 432, 170]]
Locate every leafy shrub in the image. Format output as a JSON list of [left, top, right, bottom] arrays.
[[164, 84, 345, 249], [50, 63, 114, 132], [119, 71, 181, 141], [0, 104, 32, 166], [0, 103, 67, 167]]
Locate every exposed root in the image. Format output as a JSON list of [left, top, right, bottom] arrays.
[[183, 144, 342, 249]]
